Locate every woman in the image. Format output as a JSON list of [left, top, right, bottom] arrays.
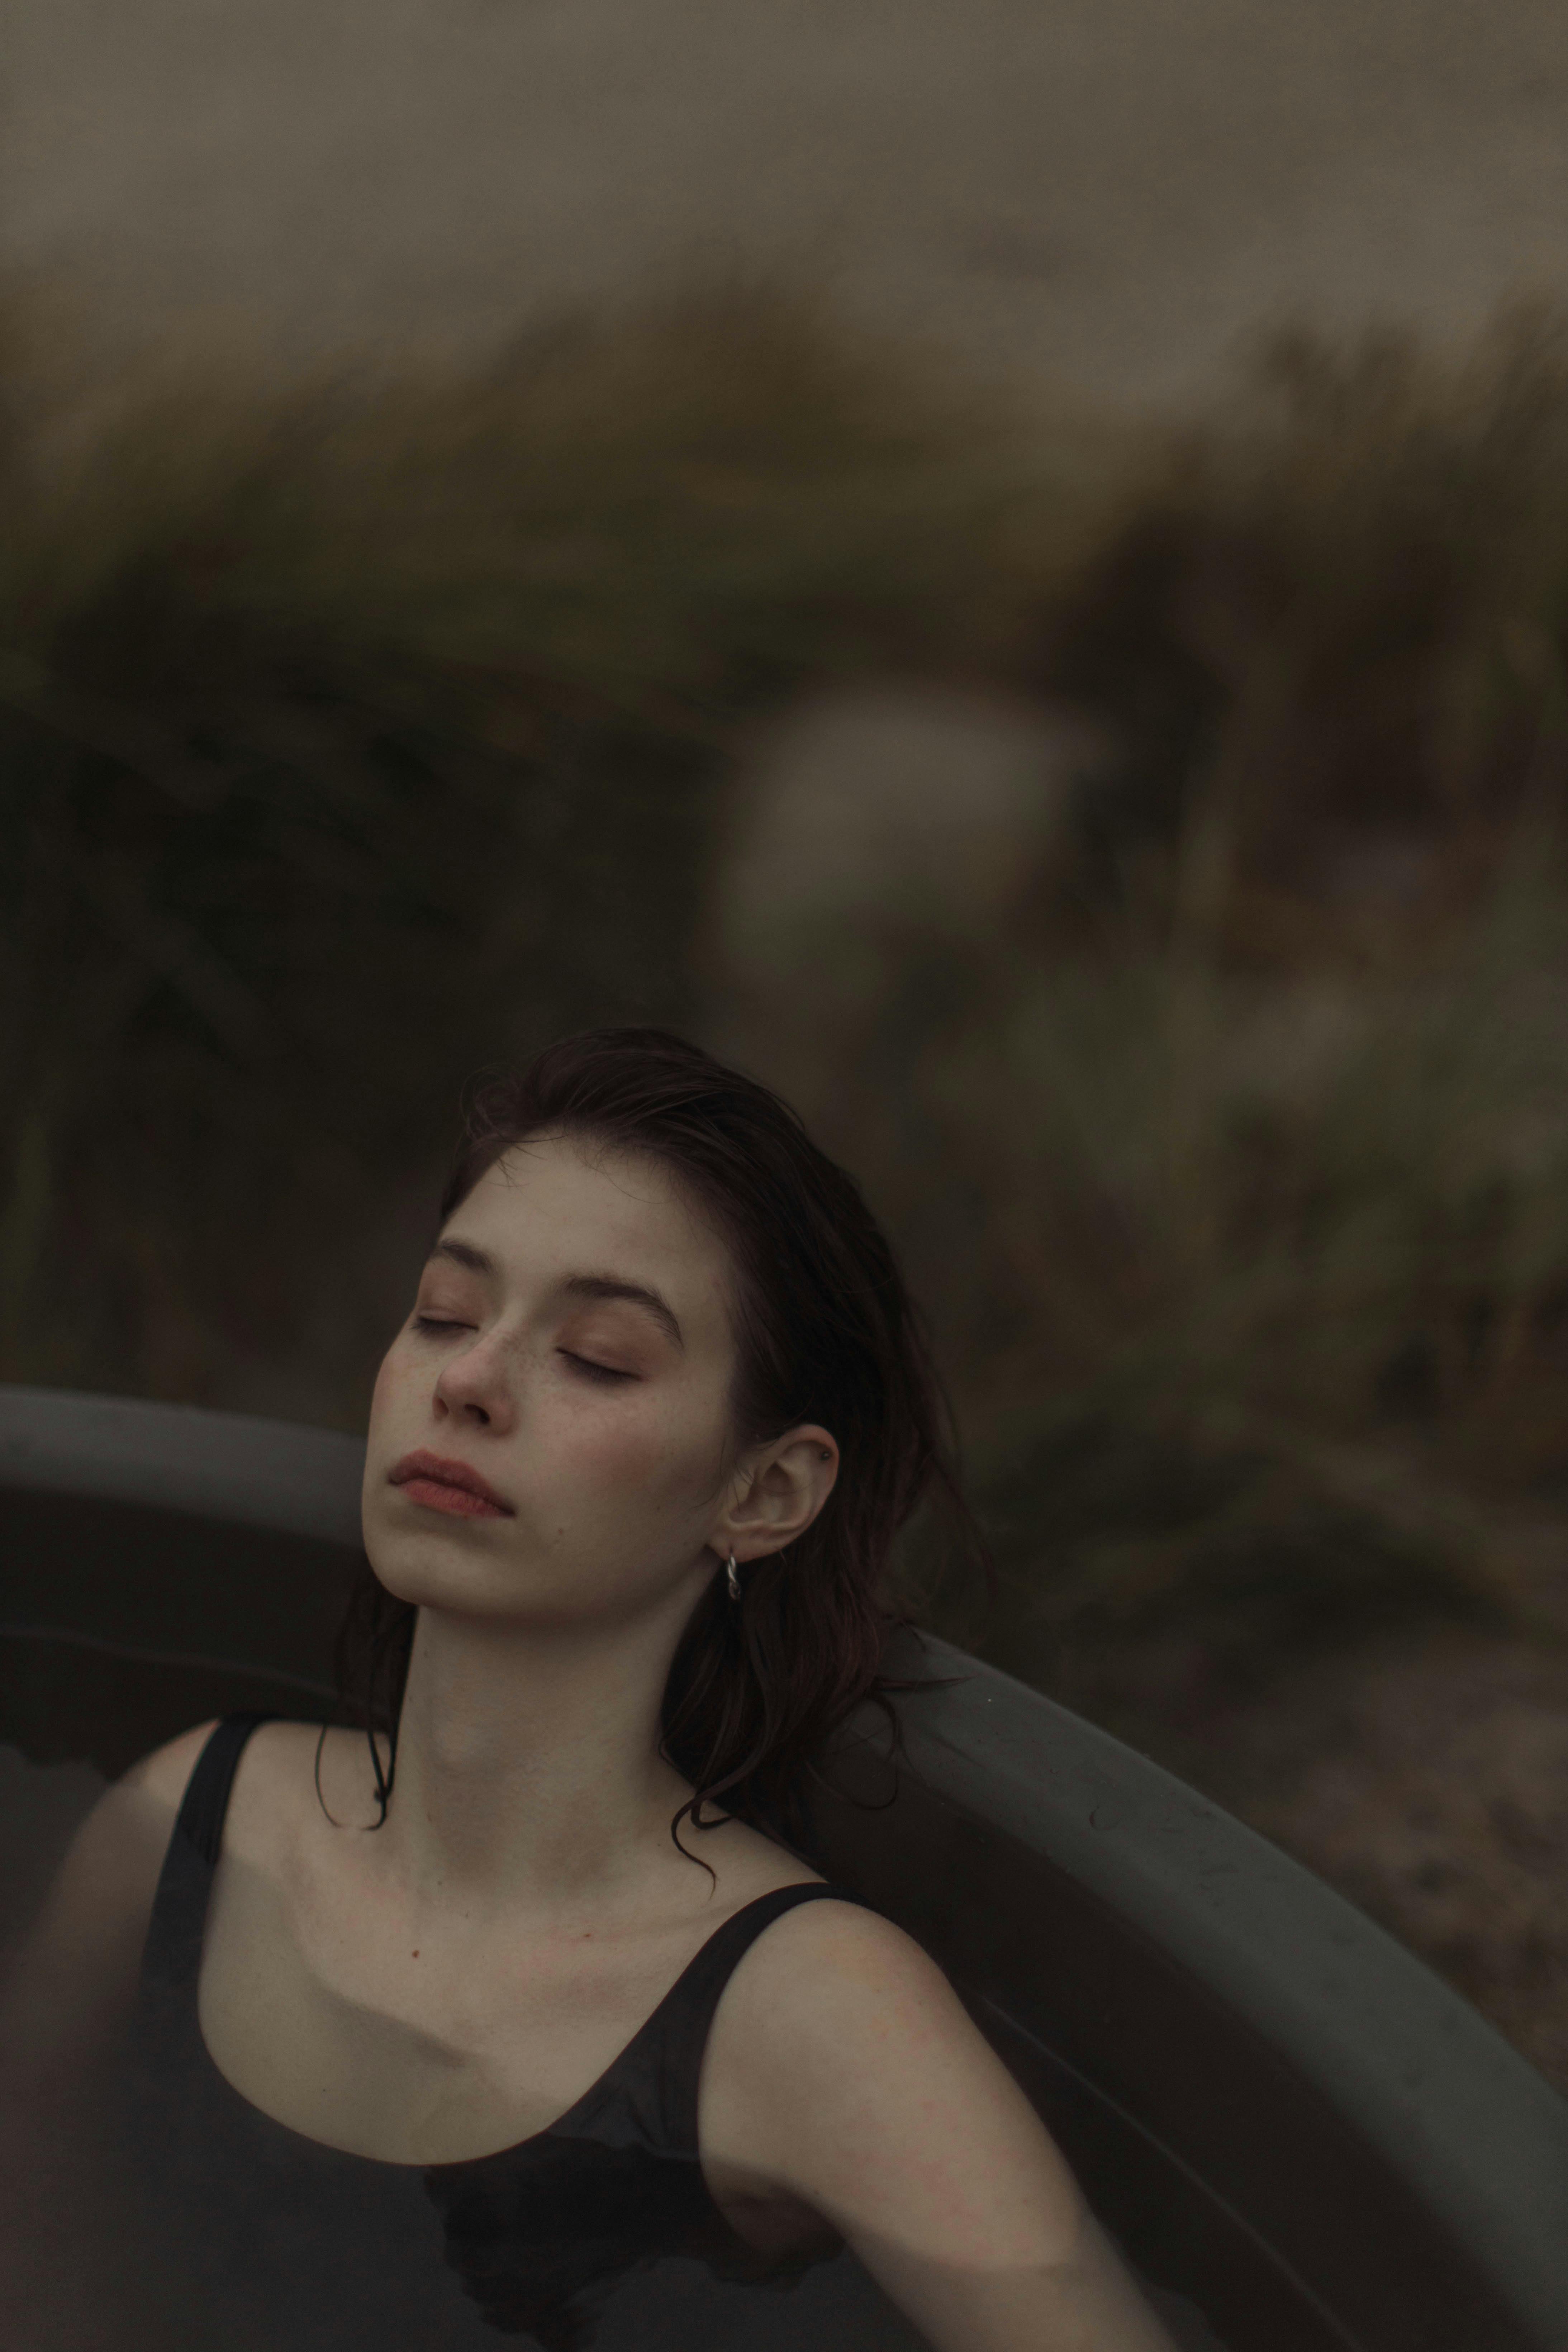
[[0, 1028, 1185, 2351]]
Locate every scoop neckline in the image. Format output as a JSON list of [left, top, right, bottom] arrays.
[[191, 1877, 837, 2177]]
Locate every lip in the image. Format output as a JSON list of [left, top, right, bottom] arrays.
[[388, 1449, 514, 1519]]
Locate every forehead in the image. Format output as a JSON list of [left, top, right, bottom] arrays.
[[449, 1134, 733, 1303]]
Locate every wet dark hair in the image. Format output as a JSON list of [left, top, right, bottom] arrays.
[[327, 1026, 994, 1881]]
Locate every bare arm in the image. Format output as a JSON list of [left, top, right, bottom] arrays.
[[0, 1723, 215, 2346], [0, 1722, 215, 2099], [707, 1901, 1182, 2352]]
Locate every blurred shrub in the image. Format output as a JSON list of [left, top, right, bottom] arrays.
[[1045, 301, 1568, 937], [0, 268, 1078, 1419], [831, 851, 1568, 1708]]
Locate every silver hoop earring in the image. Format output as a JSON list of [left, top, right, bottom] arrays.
[[726, 1552, 741, 1602]]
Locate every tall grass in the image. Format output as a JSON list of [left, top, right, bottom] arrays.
[[775, 830, 1568, 1723], [1044, 301, 1568, 927]]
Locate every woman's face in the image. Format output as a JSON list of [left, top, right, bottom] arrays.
[[362, 1131, 750, 1626]]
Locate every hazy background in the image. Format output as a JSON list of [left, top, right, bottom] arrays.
[[8, 0, 1568, 410], [3, 0, 1568, 2089]]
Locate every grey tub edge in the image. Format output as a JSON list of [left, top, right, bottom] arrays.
[[863, 1634, 1568, 2346]]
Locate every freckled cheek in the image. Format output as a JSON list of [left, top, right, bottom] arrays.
[[552, 1398, 714, 1514], [368, 1345, 420, 1429]]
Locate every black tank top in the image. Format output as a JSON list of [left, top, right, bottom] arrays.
[[109, 1714, 933, 2352]]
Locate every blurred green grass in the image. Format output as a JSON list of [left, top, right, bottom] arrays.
[[6, 263, 1568, 1711]]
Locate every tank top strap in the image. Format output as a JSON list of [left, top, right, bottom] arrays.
[[176, 1713, 277, 1864], [651, 1881, 881, 2156], [139, 1712, 277, 1996]]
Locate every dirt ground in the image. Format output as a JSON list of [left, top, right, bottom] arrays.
[[5, 0, 1568, 414], [1117, 1624, 1568, 2096]]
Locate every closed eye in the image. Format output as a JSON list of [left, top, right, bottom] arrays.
[[414, 1315, 470, 1336], [560, 1350, 636, 1384]]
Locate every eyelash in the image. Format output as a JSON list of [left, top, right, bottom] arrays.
[[413, 1318, 632, 1385], [560, 1351, 635, 1385]]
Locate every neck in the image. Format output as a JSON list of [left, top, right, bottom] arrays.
[[351, 1581, 718, 1924]]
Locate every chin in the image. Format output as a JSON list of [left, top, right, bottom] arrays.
[[363, 1508, 521, 1612], [373, 1555, 528, 1621]]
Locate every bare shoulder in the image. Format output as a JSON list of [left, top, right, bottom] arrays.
[[706, 1896, 1086, 2265], [0, 1719, 219, 2087], [58, 1712, 220, 1886], [706, 1901, 1184, 2349], [121, 1715, 223, 1812], [716, 1894, 976, 2067]]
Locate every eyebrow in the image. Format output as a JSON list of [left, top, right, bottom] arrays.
[[428, 1240, 685, 1352]]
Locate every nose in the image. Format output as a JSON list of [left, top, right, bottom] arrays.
[[432, 1329, 517, 1433]]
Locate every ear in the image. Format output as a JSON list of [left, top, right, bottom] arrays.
[[713, 1424, 838, 1563]]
